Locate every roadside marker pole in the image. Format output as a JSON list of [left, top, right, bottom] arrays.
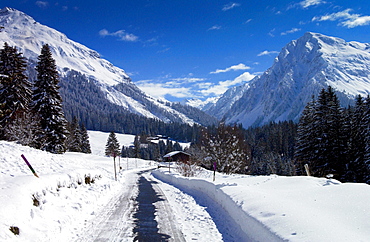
[[113, 153, 117, 181], [213, 162, 216, 182], [21, 154, 39, 178], [304, 164, 311, 176]]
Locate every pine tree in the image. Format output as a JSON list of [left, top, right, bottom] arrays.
[[0, 42, 32, 141], [66, 116, 82, 152], [295, 86, 346, 178], [105, 131, 120, 157], [133, 135, 140, 158], [295, 96, 316, 174], [363, 96, 370, 184], [344, 95, 367, 182], [173, 141, 182, 151], [165, 139, 173, 154], [158, 140, 166, 158], [80, 123, 91, 154], [32, 44, 68, 153]]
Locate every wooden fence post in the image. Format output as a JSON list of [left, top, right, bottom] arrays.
[[304, 164, 311, 176]]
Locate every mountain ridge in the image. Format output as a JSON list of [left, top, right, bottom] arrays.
[[0, 7, 216, 128], [204, 32, 370, 127]]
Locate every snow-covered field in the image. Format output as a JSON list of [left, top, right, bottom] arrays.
[[0, 131, 369, 241]]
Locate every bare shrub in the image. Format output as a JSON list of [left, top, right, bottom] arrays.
[[85, 175, 92, 185], [176, 161, 202, 177], [32, 194, 40, 207], [9, 226, 19, 235]]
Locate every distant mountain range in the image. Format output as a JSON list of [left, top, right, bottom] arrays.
[[0, 7, 216, 130], [201, 32, 370, 127]]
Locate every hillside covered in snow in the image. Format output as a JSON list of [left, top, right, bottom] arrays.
[[205, 32, 370, 128], [0, 7, 216, 130]]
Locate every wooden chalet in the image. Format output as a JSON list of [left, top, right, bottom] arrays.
[[163, 151, 190, 163]]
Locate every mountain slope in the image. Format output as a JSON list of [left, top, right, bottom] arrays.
[[206, 32, 370, 127], [0, 7, 216, 127]]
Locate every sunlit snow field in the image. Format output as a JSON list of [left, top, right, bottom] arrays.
[[0, 131, 369, 241]]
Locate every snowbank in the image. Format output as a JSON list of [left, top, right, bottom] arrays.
[[152, 168, 370, 242], [0, 137, 154, 241]]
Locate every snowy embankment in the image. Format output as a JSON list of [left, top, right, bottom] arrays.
[[153, 168, 370, 242], [0, 132, 154, 241]]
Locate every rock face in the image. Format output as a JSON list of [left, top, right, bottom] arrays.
[[0, 7, 216, 126], [205, 32, 370, 128]]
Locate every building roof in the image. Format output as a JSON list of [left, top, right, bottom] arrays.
[[163, 151, 190, 158]]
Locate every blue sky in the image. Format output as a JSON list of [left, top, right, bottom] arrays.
[[2, 0, 370, 102]]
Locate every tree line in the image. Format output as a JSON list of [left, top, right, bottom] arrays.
[[0, 43, 90, 154], [295, 86, 370, 184], [105, 131, 183, 161]]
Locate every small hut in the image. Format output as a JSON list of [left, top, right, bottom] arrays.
[[163, 151, 190, 163]]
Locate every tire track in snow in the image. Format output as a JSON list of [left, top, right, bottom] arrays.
[[143, 172, 186, 242], [76, 170, 139, 241]]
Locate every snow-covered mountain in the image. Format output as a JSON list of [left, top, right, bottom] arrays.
[[183, 97, 219, 110], [0, 7, 215, 127], [205, 32, 370, 128]]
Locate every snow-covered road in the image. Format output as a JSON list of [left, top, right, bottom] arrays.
[[134, 170, 185, 241], [76, 168, 223, 241]]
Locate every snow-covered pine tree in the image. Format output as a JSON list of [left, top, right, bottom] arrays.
[[66, 116, 82, 152], [32, 44, 68, 154], [80, 123, 91, 154], [0, 42, 32, 141], [105, 131, 120, 157]]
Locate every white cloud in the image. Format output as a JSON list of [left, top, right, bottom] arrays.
[[99, 29, 139, 42], [210, 63, 250, 74], [299, 0, 326, 8], [196, 82, 213, 89], [244, 19, 252, 24], [171, 77, 207, 83], [135, 80, 192, 99], [312, 9, 370, 28], [281, 28, 301, 35], [35, 1, 49, 8], [208, 25, 222, 31], [222, 3, 241, 11], [202, 72, 255, 96], [312, 9, 352, 22], [342, 16, 370, 28], [257, 50, 279, 56], [268, 28, 276, 37]]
